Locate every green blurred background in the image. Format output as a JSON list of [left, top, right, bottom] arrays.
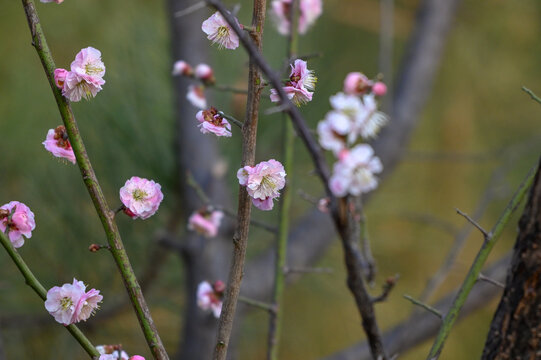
[[0, 0, 540, 359]]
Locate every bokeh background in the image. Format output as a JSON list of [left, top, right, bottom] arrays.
[[1, 0, 540, 359]]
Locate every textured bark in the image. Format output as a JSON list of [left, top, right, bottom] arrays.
[[168, 1, 234, 359], [482, 160, 541, 360]]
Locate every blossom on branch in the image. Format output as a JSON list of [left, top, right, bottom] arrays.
[[329, 144, 383, 197], [0, 201, 36, 248], [194, 63, 215, 83], [270, 59, 316, 106], [55, 47, 106, 102], [196, 107, 232, 137], [188, 209, 223, 237], [96, 345, 129, 360], [42, 125, 76, 164], [343, 72, 373, 96], [202, 11, 240, 50], [44, 279, 102, 325], [172, 60, 193, 76], [186, 85, 207, 109], [317, 111, 352, 155], [271, 0, 322, 35], [119, 177, 164, 220], [237, 159, 286, 211], [197, 280, 225, 318]]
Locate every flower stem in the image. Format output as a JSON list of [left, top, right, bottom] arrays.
[[267, 1, 299, 358], [0, 230, 99, 358], [20, 1, 168, 358], [426, 162, 538, 359]]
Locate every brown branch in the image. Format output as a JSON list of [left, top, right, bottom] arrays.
[[212, 1, 267, 359]]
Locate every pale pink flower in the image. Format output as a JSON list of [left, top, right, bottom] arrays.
[[196, 108, 232, 137], [96, 345, 129, 360], [54, 68, 68, 89], [129, 357, 146, 360], [270, 86, 313, 106], [119, 177, 164, 220], [329, 144, 383, 197], [41, 0, 64, 3], [238, 159, 286, 211], [44, 279, 85, 325], [197, 280, 225, 318], [194, 63, 214, 83], [356, 94, 389, 139], [270, 60, 315, 106], [186, 85, 207, 109], [317, 111, 353, 155], [99, 356, 116, 360], [172, 60, 193, 76], [42, 126, 76, 164], [271, 0, 322, 35], [188, 209, 223, 237], [201, 12, 240, 50], [71, 286, 102, 323], [61, 47, 106, 102], [343, 72, 372, 95], [0, 201, 36, 248], [372, 81, 387, 96]]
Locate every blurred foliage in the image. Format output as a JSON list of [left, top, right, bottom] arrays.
[[0, 0, 540, 359]]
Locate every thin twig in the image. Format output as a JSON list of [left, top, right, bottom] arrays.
[[477, 273, 505, 289], [521, 86, 541, 105], [238, 296, 276, 313], [20, 1, 168, 358], [174, 0, 206, 18], [426, 163, 538, 359], [284, 266, 334, 275], [0, 230, 99, 358], [403, 295, 443, 320], [218, 111, 244, 129], [372, 275, 399, 303], [455, 208, 490, 239]]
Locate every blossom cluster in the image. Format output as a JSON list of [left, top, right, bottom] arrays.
[[172, 60, 216, 109], [237, 159, 287, 211], [317, 72, 388, 197], [44, 278, 102, 325], [188, 208, 224, 238], [270, 59, 316, 106], [271, 0, 322, 35], [96, 345, 145, 360], [54, 47, 106, 102], [197, 280, 225, 318]]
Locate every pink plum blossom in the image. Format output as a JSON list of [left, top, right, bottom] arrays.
[[119, 177, 164, 220], [271, 0, 322, 35], [172, 60, 193, 76], [196, 107, 232, 137], [317, 111, 353, 155], [0, 201, 36, 248], [99, 356, 117, 360], [355, 94, 389, 139], [61, 47, 106, 102], [54, 68, 68, 89], [188, 209, 223, 237], [372, 81, 387, 96], [237, 159, 286, 211], [202, 12, 240, 50], [186, 85, 207, 109], [194, 63, 214, 83], [130, 357, 146, 360], [40, 0, 64, 3], [270, 59, 315, 106], [197, 280, 225, 318], [44, 279, 102, 325], [42, 126, 76, 164], [96, 345, 129, 360], [343, 72, 372, 95], [329, 144, 383, 197]]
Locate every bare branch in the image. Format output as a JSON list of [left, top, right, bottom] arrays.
[[455, 208, 490, 239]]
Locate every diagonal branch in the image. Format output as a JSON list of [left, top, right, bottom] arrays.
[[20, 1, 168, 358]]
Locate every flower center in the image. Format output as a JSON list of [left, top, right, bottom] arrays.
[[53, 126, 71, 150], [85, 63, 104, 76], [217, 26, 229, 39], [260, 175, 277, 194], [132, 189, 148, 201], [60, 296, 73, 310]]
